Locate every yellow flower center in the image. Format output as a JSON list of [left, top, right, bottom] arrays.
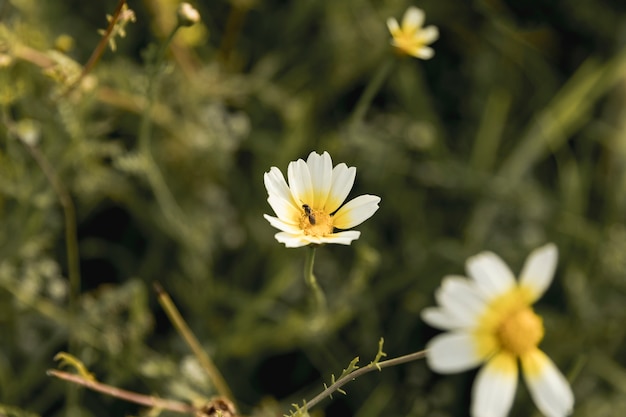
[[496, 307, 544, 356], [474, 287, 545, 358], [299, 205, 333, 237], [395, 32, 420, 49]]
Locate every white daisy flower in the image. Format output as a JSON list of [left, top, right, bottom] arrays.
[[263, 151, 381, 248], [387, 6, 439, 59], [421, 243, 574, 417]]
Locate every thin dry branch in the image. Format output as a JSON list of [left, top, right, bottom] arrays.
[[47, 370, 196, 415]]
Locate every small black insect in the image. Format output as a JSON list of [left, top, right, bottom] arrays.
[[302, 204, 316, 225]]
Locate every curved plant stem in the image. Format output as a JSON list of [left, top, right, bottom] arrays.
[[304, 349, 427, 411], [350, 59, 395, 127], [154, 283, 235, 404], [138, 23, 187, 228], [304, 246, 326, 312], [47, 370, 195, 414], [62, 0, 127, 97], [2, 110, 82, 415], [23, 144, 80, 323], [1, 113, 81, 334]]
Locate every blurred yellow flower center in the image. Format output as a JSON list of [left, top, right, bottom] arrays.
[[299, 205, 333, 237], [393, 31, 422, 52], [497, 307, 544, 356]]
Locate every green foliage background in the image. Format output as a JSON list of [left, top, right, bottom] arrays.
[[1, 0, 626, 416]]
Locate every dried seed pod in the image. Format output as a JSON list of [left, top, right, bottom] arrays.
[[195, 397, 237, 417]]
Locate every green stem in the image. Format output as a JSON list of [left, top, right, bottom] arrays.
[[139, 24, 180, 153], [138, 24, 186, 226], [303, 349, 427, 412], [304, 246, 326, 312], [350, 59, 395, 127], [2, 109, 82, 415]]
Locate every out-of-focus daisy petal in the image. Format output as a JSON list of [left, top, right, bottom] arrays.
[[421, 307, 467, 330], [318, 230, 361, 245], [386, 18, 400, 37], [425, 332, 485, 373], [306, 151, 333, 210], [332, 195, 381, 229], [438, 275, 485, 299], [287, 158, 314, 205], [420, 26, 439, 43], [412, 46, 434, 60], [326, 163, 356, 213], [519, 243, 558, 303], [471, 352, 518, 417], [466, 251, 516, 299], [521, 349, 574, 417], [435, 275, 486, 323], [402, 6, 425, 32]]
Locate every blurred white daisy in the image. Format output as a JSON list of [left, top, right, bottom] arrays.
[[421, 243, 574, 417], [387, 6, 439, 59], [263, 151, 381, 248]]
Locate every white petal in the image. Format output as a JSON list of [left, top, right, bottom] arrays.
[[413, 47, 435, 60], [421, 307, 468, 330], [263, 214, 301, 233], [402, 6, 425, 32], [267, 195, 300, 223], [332, 195, 380, 229], [264, 167, 298, 208], [521, 349, 574, 417], [274, 232, 310, 248], [306, 151, 333, 209], [471, 353, 518, 417], [466, 251, 516, 300], [435, 275, 487, 325], [287, 158, 314, 206], [318, 230, 361, 245], [419, 25, 439, 43], [386, 17, 400, 35], [425, 332, 485, 373], [326, 163, 356, 213], [519, 243, 558, 303]]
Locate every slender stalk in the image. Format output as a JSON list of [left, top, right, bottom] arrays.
[[47, 370, 195, 414], [1, 110, 83, 414], [138, 23, 186, 226], [62, 0, 127, 97], [47, 187, 80, 412], [349, 59, 395, 127], [22, 142, 81, 322], [139, 24, 180, 153], [304, 349, 427, 411], [304, 246, 326, 312], [218, 2, 249, 63], [154, 283, 235, 403], [1, 115, 81, 323]]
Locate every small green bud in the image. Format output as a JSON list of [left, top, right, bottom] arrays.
[[55, 34, 75, 52]]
